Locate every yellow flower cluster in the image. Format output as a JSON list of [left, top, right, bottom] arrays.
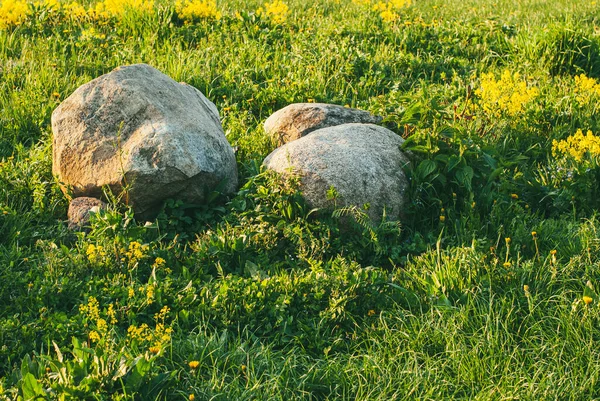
[[127, 306, 173, 349], [574, 74, 600, 106], [136, 282, 155, 304], [79, 296, 101, 321], [372, 2, 397, 22], [257, 0, 289, 24], [152, 256, 166, 269], [124, 240, 149, 265], [385, 0, 411, 6], [125, 241, 149, 261], [0, 0, 156, 29], [175, 0, 221, 22], [80, 296, 172, 349], [93, 0, 154, 18], [89, 331, 101, 342], [0, 0, 30, 29], [353, 0, 411, 22], [80, 26, 106, 41], [31, 0, 63, 11], [146, 284, 155, 304], [107, 303, 118, 324], [127, 323, 150, 341], [79, 297, 118, 343], [475, 70, 539, 117], [552, 129, 600, 163], [372, 0, 411, 22], [63, 1, 87, 18], [86, 243, 107, 264]]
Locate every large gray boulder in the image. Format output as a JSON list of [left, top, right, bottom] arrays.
[[263, 123, 410, 221], [264, 103, 382, 145], [52, 64, 238, 219]]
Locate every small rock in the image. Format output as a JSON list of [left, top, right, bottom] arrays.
[[68, 197, 107, 230], [264, 103, 382, 145], [263, 123, 410, 221], [52, 63, 238, 219]]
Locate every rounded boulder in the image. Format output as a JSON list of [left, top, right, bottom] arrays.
[[52, 63, 238, 219], [264, 103, 382, 145], [263, 123, 410, 221]]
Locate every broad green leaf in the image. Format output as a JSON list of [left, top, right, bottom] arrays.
[[446, 154, 462, 172], [455, 166, 474, 191], [438, 126, 457, 138], [21, 373, 44, 400], [416, 160, 437, 180], [125, 356, 152, 391]]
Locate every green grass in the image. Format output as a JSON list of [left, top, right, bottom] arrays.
[[2, 0, 600, 399]]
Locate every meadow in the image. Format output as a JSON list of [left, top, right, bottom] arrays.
[[1, 0, 600, 399]]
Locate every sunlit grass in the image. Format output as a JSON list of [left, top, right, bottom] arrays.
[[1, 0, 600, 399]]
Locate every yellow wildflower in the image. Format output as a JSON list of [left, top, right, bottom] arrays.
[[80, 296, 100, 321], [89, 331, 101, 342], [552, 129, 600, 164], [475, 70, 539, 117], [503, 261, 511, 268], [189, 360, 200, 369], [189, 395, 195, 401], [125, 241, 148, 262], [155, 305, 170, 321], [153, 257, 166, 269], [96, 318, 108, 333], [127, 310, 173, 348], [583, 295, 593, 305], [93, 0, 153, 19], [107, 303, 118, 324], [127, 323, 150, 341], [257, 0, 289, 24], [574, 74, 600, 105], [370, 0, 411, 22], [63, 1, 87, 19], [35, 0, 59, 9], [86, 243, 106, 264], [149, 345, 161, 354], [373, 3, 397, 22], [0, 0, 30, 29], [175, 0, 221, 21], [523, 284, 529, 292], [390, 0, 411, 7], [154, 323, 173, 345], [146, 285, 155, 305]]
